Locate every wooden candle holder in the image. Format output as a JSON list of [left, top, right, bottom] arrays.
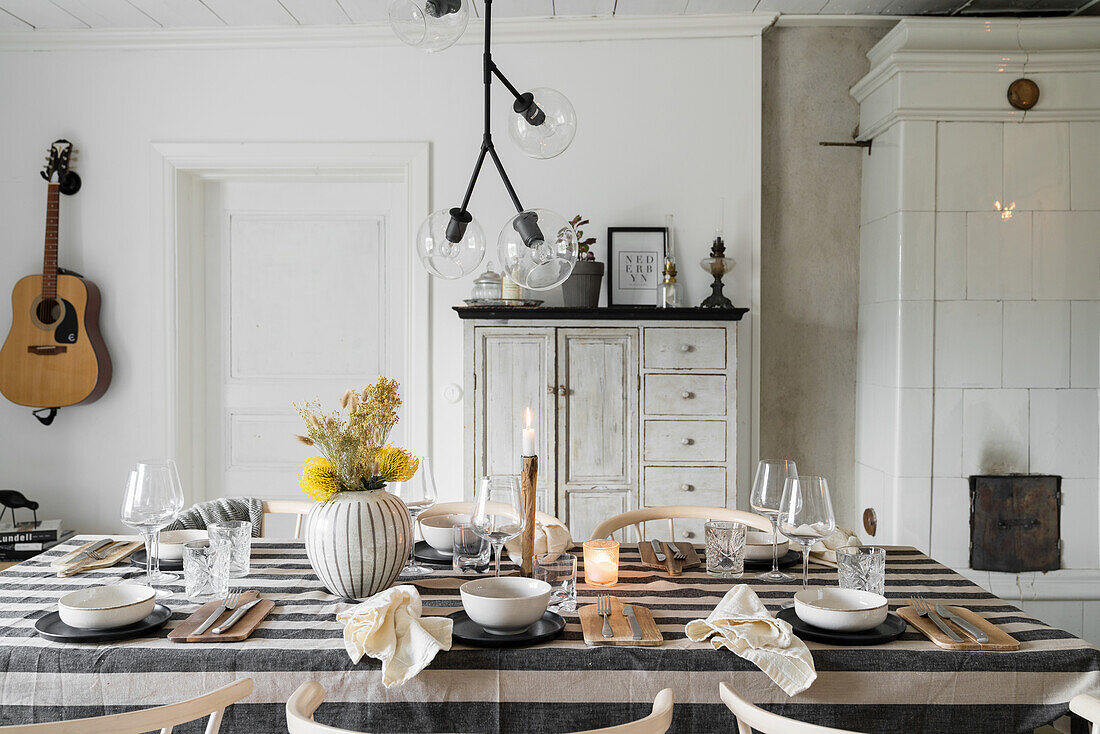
[[520, 455, 538, 577]]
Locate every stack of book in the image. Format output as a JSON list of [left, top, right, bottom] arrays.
[[0, 519, 73, 561]]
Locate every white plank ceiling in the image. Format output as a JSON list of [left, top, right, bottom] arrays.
[[0, 0, 1095, 30]]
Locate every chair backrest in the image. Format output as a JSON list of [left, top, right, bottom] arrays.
[[1071, 694, 1100, 734], [419, 501, 565, 529], [590, 506, 772, 541], [569, 688, 674, 734], [287, 682, 672, 734], [261, 500, 313, 538], [0, 679, 253, 734], [719, 682, 862, 734]]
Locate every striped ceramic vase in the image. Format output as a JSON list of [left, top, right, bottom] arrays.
[[303, 489, 412, 599]]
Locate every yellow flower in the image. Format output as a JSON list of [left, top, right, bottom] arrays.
[[375, 444, 419, 484], [299, 456, 341, 502]]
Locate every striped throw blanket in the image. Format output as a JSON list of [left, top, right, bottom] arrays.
[[165, 497, 264, 537]]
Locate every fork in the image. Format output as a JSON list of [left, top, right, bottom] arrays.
[[669, 543, 686, 561], [59, 544, 114, 577], [194, 590, 242, 636], [912, 595, 963, 643], [597, 595, 613, 638]]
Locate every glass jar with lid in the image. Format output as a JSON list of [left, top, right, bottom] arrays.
[[470, 262, 503, 301]]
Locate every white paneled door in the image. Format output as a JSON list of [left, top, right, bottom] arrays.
[[202, 178, 408, 501]]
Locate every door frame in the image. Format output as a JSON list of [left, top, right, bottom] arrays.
[[150, 141, 430, 503]]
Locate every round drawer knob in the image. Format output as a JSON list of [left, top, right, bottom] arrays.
[[684, 531, 696, 539], [546, 385, 555, 394], [680, 344, 691, 353], [681, 483, 694, 492], [681, 391, 692, 399], [681, 437, 694, 446]]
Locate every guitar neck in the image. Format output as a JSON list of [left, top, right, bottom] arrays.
[[42, 182, 59, 300]]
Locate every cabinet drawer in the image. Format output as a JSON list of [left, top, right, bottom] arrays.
[[644, 327, 726, 370], [644, 466, 725, 506], [644, 374, 726, 415], [641, 518, 705, 544], [643, 420, 725, 462]]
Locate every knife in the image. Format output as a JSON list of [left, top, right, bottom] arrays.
[[194, 598, 234, 636], [935, 604, 989, 643], [58, 540, 118, 577], [62, 538, 113, 567], [213, 599, 264, 635], [649, 539, 666, 563], [622, 604, 643, 641]]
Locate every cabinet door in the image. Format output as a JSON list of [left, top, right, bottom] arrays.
[[557, 328, 638, 537], [472, 327, 556, 507]]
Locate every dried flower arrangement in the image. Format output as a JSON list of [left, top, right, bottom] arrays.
[[570, 215, 597, 261], [294, 377, 419, 503]]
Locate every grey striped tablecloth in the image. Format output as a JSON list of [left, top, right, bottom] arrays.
[[0, 538, 1097, 734]]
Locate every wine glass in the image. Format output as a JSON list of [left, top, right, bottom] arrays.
[[120, 460, 185, 594], [471, 475, 527, 577], [393, 456, 437, 578], [779, 475, 836, 594], [749, 459, 798, 581]]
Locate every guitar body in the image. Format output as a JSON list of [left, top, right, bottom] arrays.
[[0, 273, 111, 407]]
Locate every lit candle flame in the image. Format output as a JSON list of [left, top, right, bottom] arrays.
[[525, 407, 532, 430]]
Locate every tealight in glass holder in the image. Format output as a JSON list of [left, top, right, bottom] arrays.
[[583, 539, 619, 587]]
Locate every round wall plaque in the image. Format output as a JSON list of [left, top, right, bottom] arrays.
[[1007, 78, 1040, 111]]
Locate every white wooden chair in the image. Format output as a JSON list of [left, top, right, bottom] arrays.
[[719, 682, 862, 734], [0, 679, 252, 734], [590, 505, 772, 541], [1071, 694, 1100, 733], [286, 682, 673, 734], [261, 500, 313, 538], [419, 500, 565, 529]]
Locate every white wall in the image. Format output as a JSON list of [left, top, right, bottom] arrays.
[[0, 33, 759, 532]]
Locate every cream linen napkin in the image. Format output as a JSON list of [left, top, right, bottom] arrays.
[[685, 585, 817, 696], [505, 521, 572, 565], [336, 585, 452, 688], [810, 527, 861, 566]]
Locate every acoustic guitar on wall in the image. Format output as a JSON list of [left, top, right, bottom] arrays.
[[0, 140, 111, 414]]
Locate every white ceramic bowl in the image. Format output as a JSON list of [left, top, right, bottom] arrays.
[[420, 514, 469, 555], [58, 584, 156, 630], [794, 587, 888, 632], [744, 530, 789, 560], [459, 576, 551, 635], [156, 530, 208, 560]]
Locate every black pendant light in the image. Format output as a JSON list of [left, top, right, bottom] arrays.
[[388, 0, 579, 290]]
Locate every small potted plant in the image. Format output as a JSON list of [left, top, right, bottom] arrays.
[[561, 215, 603, 308]]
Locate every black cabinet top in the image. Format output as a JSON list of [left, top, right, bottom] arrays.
[[453, 306, 748, 321]]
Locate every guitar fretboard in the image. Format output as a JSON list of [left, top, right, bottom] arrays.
[[42, 182, 59, 301]]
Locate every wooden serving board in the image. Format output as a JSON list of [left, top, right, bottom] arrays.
[[897, 605, 1019, 651], [169, 590, 275, 643], [52, 540, 142, 576], [637, 541, 701, 576], [580, 597, 663, 647]]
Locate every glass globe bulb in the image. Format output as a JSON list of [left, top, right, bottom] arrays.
[[507, 87, 577, 160], [388, 0, 468, 52], [417, 207, 486, 279], [497, 209, 578, 291]]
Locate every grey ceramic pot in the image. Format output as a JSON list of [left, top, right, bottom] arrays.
[[303, 489, 412, 599], [561, 260, 604, 308]]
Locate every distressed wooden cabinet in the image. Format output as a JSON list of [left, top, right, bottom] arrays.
[[458, 307, 746, 543]]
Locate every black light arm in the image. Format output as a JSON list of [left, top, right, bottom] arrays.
[[445, 0, 545, 247]]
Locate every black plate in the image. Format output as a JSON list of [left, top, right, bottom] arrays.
[[447, 610, 566, 648], [35, 604, 172, 643], [413, 541, 454, 566], [129, 549, 183, 571], [743, 549, 801, 571], [777, 606, 906, 646]]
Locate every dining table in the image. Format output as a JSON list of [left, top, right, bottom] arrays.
[[0, 536, 1097, 734]]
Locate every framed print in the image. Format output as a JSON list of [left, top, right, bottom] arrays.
[[607, 227, 666, 307]]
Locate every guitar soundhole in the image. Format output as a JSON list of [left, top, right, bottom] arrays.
[[36, 298, 62, 325]]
